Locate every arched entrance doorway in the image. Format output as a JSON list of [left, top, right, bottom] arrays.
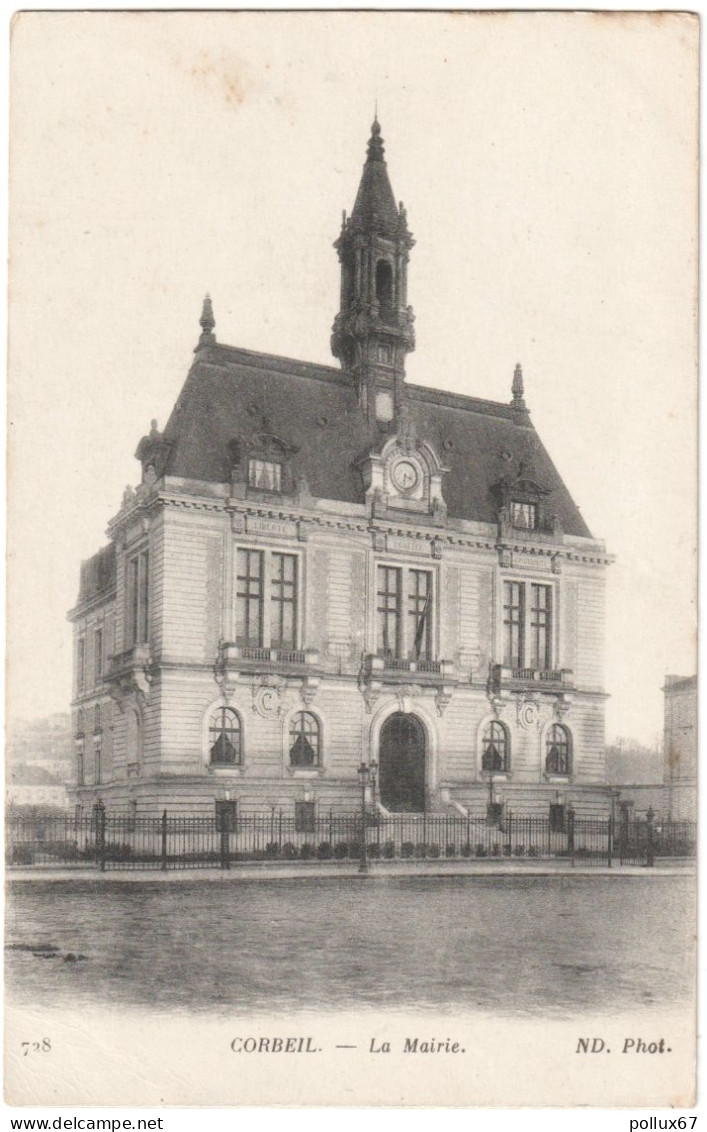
[[378, 713, 426, 813]]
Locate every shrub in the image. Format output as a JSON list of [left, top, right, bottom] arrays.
[[264, 841, 280, 859], [475, 843, 487, 858], [382, 840, 396, 859], [300, 843, 315, 860], [513, 845, 526, 857], [317, 841, 333, 860], [10, 844, 34, 865], [414, 843, 427, 859], [368, 842, 381, 858], [282, 842, 298, 860], [333, 841, 349, 859], [349, 840, 363, 860], [401, 841, 415, 858], [461, 843, 472, 858], [491, 844, 501, 857], [527, 845, 538, 857], [445, 843, 456, 857], [503, 843, 513, 857], [428, 843, 441, 858]]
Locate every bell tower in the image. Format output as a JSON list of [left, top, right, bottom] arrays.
[[331, 118, 416, 427]]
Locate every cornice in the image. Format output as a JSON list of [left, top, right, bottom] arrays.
[[104, 486, 611, 568], [67, 588, 117, 623]]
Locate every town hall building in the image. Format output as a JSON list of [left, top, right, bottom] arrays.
[[68, 119, 613, 822]]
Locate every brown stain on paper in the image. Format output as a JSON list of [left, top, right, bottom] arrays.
[[172, 48, 246, 107]]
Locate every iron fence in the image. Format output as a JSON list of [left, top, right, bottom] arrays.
[[5, 811, 696, 871]]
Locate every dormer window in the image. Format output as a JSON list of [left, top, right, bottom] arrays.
[[511, 501, 537, 530], [248, 458, 282, 492]]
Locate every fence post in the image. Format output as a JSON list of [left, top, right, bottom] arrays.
[[161, 809, 168, 871], [220, 825, 230, 870], [94, 801, 106, 873], [567, 806, 575, 868], [645, 807, 655, 868], [607, 813, 613, 869]]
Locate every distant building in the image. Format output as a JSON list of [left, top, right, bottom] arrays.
[[663, 674, 697, 820], [5, 714, 72, 812], [68, 120, 613, 821], [6, 764, 69, 812]]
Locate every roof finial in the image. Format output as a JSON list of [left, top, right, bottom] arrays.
[[511, 362, 527, 410], [367, 115, 384, 162], [197, 293, 216, 348]]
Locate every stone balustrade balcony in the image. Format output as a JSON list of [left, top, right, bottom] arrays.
[[490, 663, 574, 693], [217, 643, 321, 672], [362, 653, 457, 685], [109, 643, 152, 675]]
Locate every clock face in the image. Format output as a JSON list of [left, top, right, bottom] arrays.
[[392, 459, 419, 493]]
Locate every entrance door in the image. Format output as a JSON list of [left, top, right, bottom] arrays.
[[378, 713, 426, 813]]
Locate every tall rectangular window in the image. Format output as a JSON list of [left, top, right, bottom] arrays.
[[127, 550, 149, 646], [529, 584, 552, 669], [271, 553, 297, 650], [377, 566, 401, 659], [77, 638, 86, 692], [236, 549, 264, 646], [127, 556, 139, 645], [138, 551, 149, 643], [408, 570, 432, 661], [94, 627, 103, 683], [503, 582, 524, 667]]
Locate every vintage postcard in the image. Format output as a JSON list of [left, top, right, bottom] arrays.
[[5, 10, 698, 1110]]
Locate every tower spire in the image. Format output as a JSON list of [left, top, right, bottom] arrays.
[[331, 120, 415, 427]]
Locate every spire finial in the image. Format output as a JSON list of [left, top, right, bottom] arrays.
[[197, 293, 216, 348], [511, 362, 527, 410], [367, 116, 384, 162]]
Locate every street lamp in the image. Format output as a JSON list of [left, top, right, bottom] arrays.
[[357, 760, 378, 875]]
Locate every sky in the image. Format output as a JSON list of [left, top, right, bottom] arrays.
[[7, 11, 697, 745]]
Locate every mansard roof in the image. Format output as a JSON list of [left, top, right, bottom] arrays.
[[158, 343, 592, 538], [71, 542, 116, 614]]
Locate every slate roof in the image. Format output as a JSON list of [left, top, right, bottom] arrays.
[[159, 343, 592, 539], [74, 543, 116, 611], [350, 119, 403, 236]]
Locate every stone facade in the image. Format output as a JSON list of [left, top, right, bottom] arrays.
[[68, 121, 613, 821], [662, 674, 697, 820]]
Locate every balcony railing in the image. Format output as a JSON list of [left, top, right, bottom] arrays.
[[492, 664, 573, 691], [239, 646, 274, 662], [218, 644, 318, 668], [109, 643, 152, 674], [363, 654, 454, 682]]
